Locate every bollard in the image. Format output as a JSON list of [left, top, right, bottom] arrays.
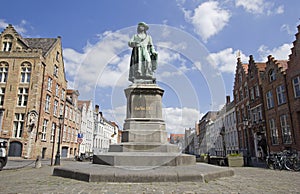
[[35, 155, 42, 168]]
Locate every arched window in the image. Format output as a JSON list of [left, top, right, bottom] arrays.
[[269, 69, 276, 82], [20, 62, 31, 83]]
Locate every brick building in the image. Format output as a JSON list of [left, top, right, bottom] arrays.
[[247, 56, 267, 159], [286, 25, 300, 152], [261, 55, 291, 153], [233, 57, 251, 160], [0, 24, 70, 160]]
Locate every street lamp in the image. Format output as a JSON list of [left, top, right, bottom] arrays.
[[54, 115, 64, 166], [243, 118, 251, 166]]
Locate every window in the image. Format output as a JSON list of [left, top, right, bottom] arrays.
[[3, 42, 12, 51], [51, 122, 56, 142], [269, 119, 278, 145], [0, 64, 8, 83], [56, 52, 60, 62], [280, 115, 292, 144], [54, 65, 58, 77], [20, 64, 31, 83], [250, 88, 254, 100], [45, 94, 51, 112], [55, 84, 59, 97], [257, 106, 262, 121], [17, 88, 28, 106], [0, 88, 5, 106], [41, 119, 48, 141], [293, 76, 300, 98], [47, 77, 52, 91], [239, 89, 244, 100], [255, 85, 260, 97], [266, 91, 274, 109], [60, 103, 64, 115], [53, 100, 58, 116], [252, 109, 257, 123], [63, 125, 67, 141], [61, 89, 65, 100], [65, 106, 68, 118], [276, 85, 287, 105], [13, 113, 25, 138], [2, 34, 13, 51], [238, 73, 242, 83], [269, 69, 276, 82], [244, 86, 248, 98]]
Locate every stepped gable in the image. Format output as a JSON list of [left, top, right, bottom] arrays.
[[267, 55, 288, 73], [1, 24, 58, 56], [0, 24, 30, 48]]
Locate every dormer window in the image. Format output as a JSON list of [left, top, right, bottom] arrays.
[[269, 69, 276, 82], [2, 34, 13, 52]]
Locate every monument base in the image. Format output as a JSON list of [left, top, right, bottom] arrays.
[[93, 83, 196, 166], [93, 152, 195, 166]]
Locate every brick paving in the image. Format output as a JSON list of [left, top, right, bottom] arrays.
[[1, 160, 300, 194]]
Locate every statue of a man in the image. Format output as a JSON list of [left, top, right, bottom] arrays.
[[128, 22, 158, 83]]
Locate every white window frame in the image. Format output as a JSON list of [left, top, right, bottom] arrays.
[[0, 65, 8, 83], [0, 87, 5, 106], [51, 122, 56, 142], [269, 69, 276, 82], [41, 119, 48, 141], [45, 94, 51, 112], [276, 85, 286, 105], [17, 88, 28, 106], [266, 91, 274, 109], [20, 65, 31, 83], [13, 113, 25, 138], [53, 100, 58, 116], [270, 119, 278, 145], [280, 115, 292, 144], [293, 76, 300, 98], [55, 84, 59, 97], [47, 77, 52, 91]]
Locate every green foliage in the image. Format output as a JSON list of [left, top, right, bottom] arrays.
[[228, 153, 242, 157]]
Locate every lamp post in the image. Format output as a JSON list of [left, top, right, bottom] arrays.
[[54, 115, 64, 166], [243, 118, 251, 166]]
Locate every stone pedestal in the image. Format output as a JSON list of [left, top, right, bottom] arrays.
[[93, 84, 195, 166]]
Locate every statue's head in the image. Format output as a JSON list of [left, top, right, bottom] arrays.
[[137, 22, 149, 32]]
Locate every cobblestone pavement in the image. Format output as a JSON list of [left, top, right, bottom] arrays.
[[1, 160, 300, 194]]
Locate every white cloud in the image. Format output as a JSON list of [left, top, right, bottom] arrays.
[[258, 43, 292, 61], [63, 31, 131, 99], [235, 0, 284, 15], [207, 48, 247, 73], [183, 1, 231, 42], [163, 107, 202, 134], [0, 19, 27, 34]]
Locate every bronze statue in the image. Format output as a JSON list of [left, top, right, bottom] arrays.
[[128, 22, 158, 83]]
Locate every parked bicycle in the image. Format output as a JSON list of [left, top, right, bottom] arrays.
[[266, 149, 300, 171]]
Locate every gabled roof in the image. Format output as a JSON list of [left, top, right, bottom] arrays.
[[24, 38, 57, 56]]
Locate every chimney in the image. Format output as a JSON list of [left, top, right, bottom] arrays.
[[95, 105, 99, 113], [226, 96, 231, 104]]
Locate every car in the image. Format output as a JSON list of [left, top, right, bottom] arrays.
[[0, 141, 8, 171]]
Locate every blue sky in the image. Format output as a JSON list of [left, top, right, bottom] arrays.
[[1, 0, 299, 134]]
